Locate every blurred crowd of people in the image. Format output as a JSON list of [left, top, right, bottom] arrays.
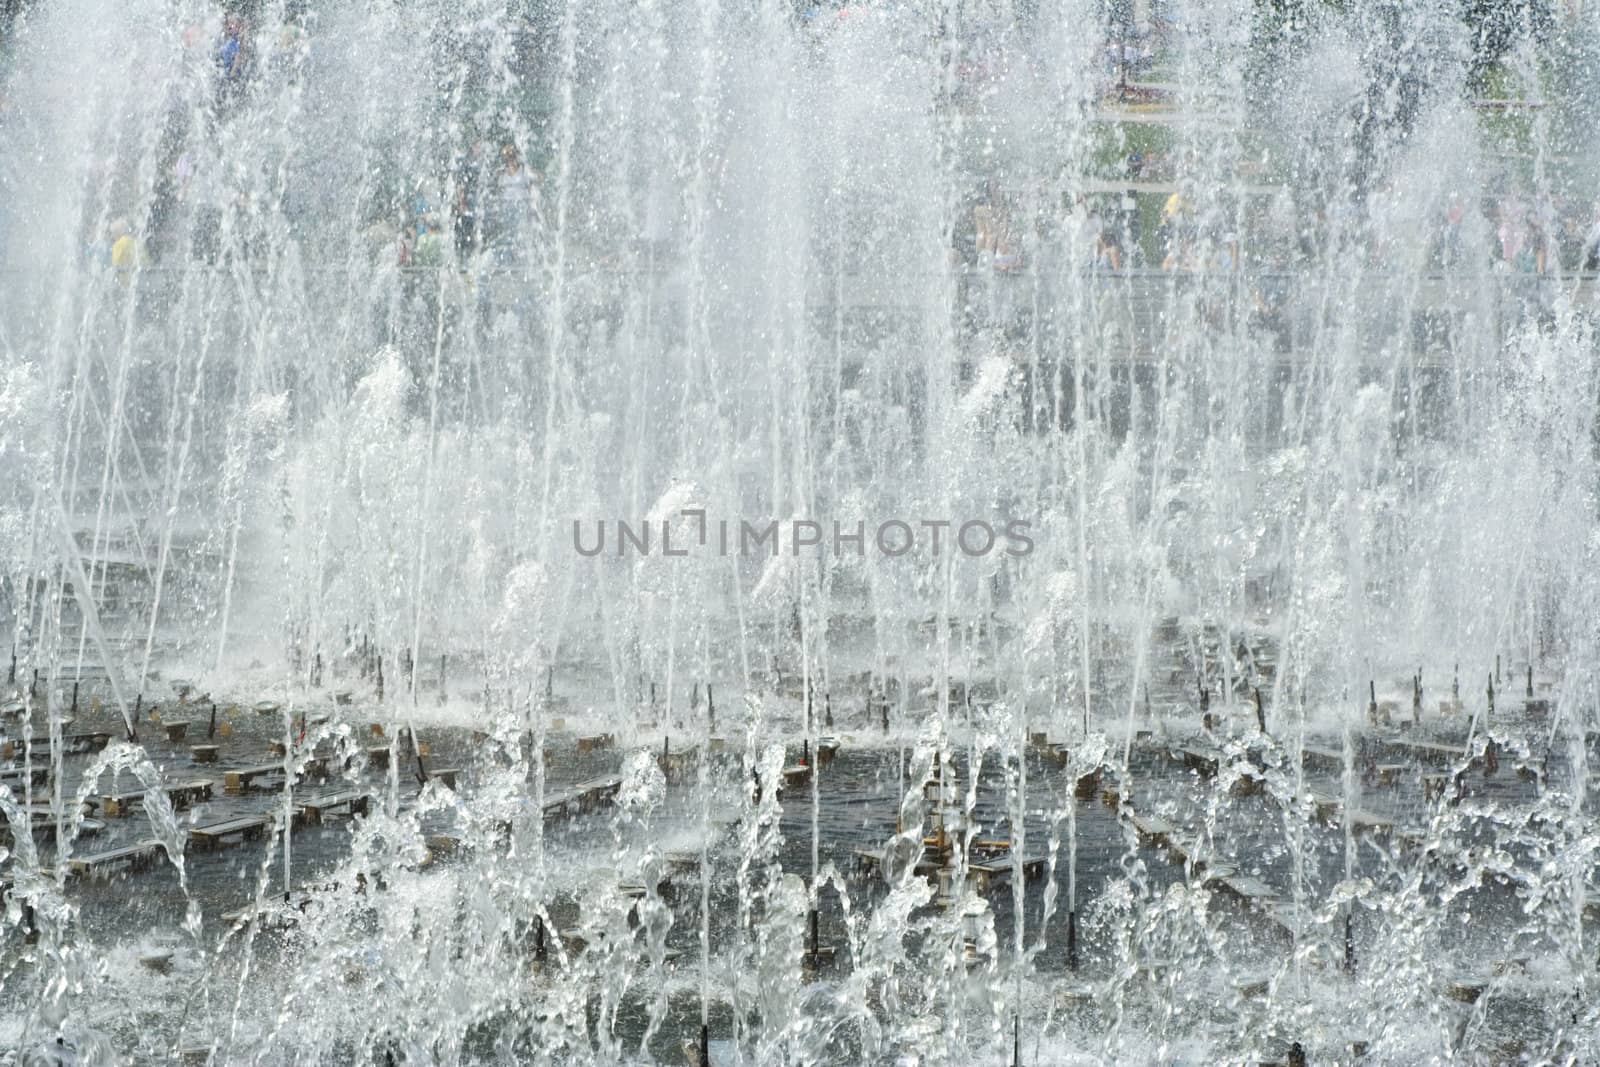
[[953, 170, 1600, 357], [385, 140, 546, 274], [959, 177, 1600, 281], [37, 5, 1598, 314], [75, 9, 549, 283]]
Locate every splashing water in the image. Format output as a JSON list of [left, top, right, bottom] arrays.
[[1, 0, 1599, 1063]]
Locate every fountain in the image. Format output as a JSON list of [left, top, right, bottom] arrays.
[[1, 0, 1598, 1063]]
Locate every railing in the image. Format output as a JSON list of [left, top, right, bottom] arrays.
[[3, 265, 1593, 365]]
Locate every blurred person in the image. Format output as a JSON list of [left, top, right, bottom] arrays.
[[1092, 207, 1122, 271], [1214, 231, 1240, 272], [214, 12, 252, 114], [413, 214, 445, 268], [972, 188, 998, 260], [109, 219, 132, 265], [1115, 193, 1142, 267], [455, 139, 493, 255], [452, 182, 479, 260], [1530, 192, 1556, 274], [992, 230, 1024, 271], [219, 13, 248, 79], [222, 14, 249, 76], [362, 214, 398, 267], [1496, 193, 1534, 272], [1434, 193, 1467, 270], [1295, 203, 1326, 266], [1249, 255, 1292, 354], [191, 202, 223, 265], [1581, 202, 1600, 272], [1159, 191, 1194, 270], [174, 152, 194, 198], [409, 183, 431, 225], [992, 192, 1024, 271], [233, 190, 270, 262], [488, 142, 540, 264], [1364, 182, 1402, 268], [1161, 232, 1194, 272], [109, 218, 146, 272], [273, 20, 311, 75]]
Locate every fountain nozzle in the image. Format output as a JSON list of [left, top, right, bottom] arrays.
[[1343, 911, 1355, 972]]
